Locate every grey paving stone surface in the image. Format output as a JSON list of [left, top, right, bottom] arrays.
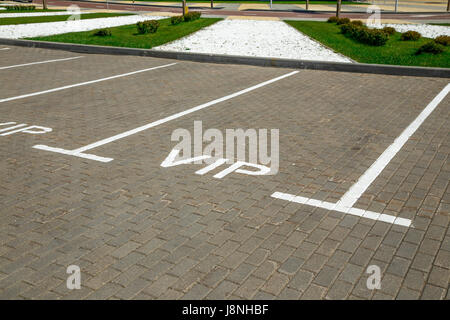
[[0, 46, 449, 300]]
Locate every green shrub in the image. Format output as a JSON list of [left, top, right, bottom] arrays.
[[336, 17, 351, 25], [340, 23, 359, 35], [416, 41, 445, 55], [400, 30, 421, 41], [6, 5, 36, 11], [365, 28, 389, 46], [327, 16, 339, 23], [434, 35, 450, 46], [183, 11, 201, 22], [350, 20, 363, 26], [93, 29, 112, 37], [381, 26, 396, 36], [340, 23, 389, 46], [136, 20, 160, 34], [170, 15, 184, 25]]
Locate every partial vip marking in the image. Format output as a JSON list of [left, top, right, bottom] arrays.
[[0, 122, 52, 136], [161, 148, 271, 179]]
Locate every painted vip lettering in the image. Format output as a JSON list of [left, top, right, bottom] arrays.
[[0, 122, 52, 136], [163, 121, 279, 177], [161, 148, 271, 179]]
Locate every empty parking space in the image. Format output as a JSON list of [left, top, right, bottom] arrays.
[[0, 45, 449, 300], [0, 46, 78, 68]]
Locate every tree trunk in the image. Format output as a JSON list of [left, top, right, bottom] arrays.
[[306, 0, 309, 11], [42, 0, 48, 10], [211, 0, 213, 9], [182, 0, 186, 16], [447, 0, 449, 12], [336, 0, 341, 17]]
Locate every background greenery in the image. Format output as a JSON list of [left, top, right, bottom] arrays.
[[287, 20, 450, 68]]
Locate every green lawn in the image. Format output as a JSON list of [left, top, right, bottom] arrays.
[[29, 18, 221, 49], [430, 23, 450, 27], [0, 13, 132, 26], [286, 21, 450, 68], [0, 8, 63, 13]]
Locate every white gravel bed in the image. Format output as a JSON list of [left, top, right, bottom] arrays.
[[0, 15, 167, 39], [155, 19, 351, 63], [374, 23, 450, 39], [0, 11, 90, 18]]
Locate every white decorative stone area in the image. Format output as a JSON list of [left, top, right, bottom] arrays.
[[0, 15, 167, 39], [155, 19, 352, 63], [374, 23, 450, 39]]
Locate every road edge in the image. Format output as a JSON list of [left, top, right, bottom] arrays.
[[0, 37, 449, 78]]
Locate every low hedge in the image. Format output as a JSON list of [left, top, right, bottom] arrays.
[[340, 23, 389, 46], [336, 17, 350, 25], [434, 35, 450, 46], [183, 12, 201, 22], [327, 16, 339, 23], [416, 41, 445, 55], [350, 20, 363, 26], [170, 12, 201, 25], [171, 15, 184, 25], [136, 20, 160, 34], [400, 30, 421, 41], [381, 26, 396, 36], [93, 29, 112, 37], [5, 5, 36, 11]]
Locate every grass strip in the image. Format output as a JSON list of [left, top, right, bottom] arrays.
[[0, 13, 133, 26], [29, 17, 221, 49], [286, 20, 449, 68]]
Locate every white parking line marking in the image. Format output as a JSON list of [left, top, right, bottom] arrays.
[[0, 123, 27, 133], [0, 63, 177, 104], [272, 83, 450, 227], [0, 48, 10, 51], [0, 56, 83, 70], [272, 192, 412, 227], [33, 70, 299, 162], [338, 83, 450, 208]]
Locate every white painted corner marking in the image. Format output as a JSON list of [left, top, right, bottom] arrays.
[[272, 191, 412, 227], [0, 56, 83, 71], [271, 83, 450, 228], [33, 145, 113, 163], [337, 83, 450, 208]]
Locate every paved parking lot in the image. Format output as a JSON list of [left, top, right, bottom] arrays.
[[0, 45, 449, 299]]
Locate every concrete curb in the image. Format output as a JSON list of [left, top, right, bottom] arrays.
[[1, 38, 449, 78]]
